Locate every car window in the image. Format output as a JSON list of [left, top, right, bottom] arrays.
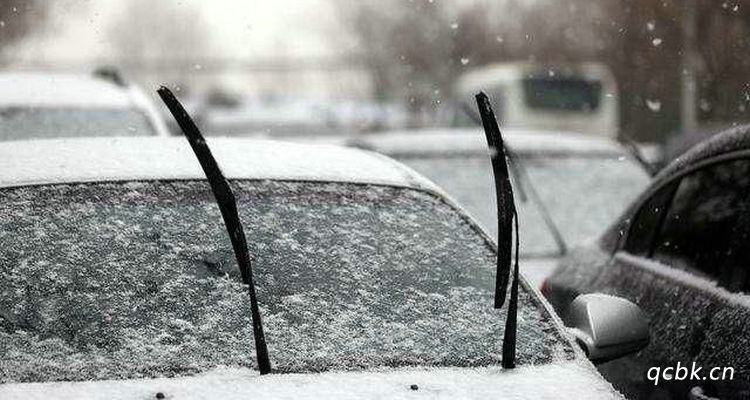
[[625, 158, 750, 292], [521, 155, 651, 246], [0, 107, 155, 140], [651, 159, 750, 291], [402, 154, 650, 256], [0, 180, 575, 383], [624, 180, 680, 256], [400, 155, 560, 257]]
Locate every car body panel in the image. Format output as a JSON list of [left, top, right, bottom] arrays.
[[0, 361, 622, 400], [0, 137, 439, 192], [0, 137, 622, 398], [0, 73, 170, 137], [546, 124, 750, 399]]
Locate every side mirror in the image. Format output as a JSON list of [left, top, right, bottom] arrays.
[[567, 293, 649, 363]]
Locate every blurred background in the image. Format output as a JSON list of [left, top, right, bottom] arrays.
[[2, 0, 748, 160]]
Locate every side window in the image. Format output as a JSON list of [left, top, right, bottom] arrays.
[[653, 159, 750, 292], [626, 158, 750, 293], [624, 181, 679, 256]]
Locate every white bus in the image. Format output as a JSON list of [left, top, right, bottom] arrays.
[[454, 62, 619, 137]]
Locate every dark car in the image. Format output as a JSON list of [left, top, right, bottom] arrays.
[[544, 124, 750, 400]]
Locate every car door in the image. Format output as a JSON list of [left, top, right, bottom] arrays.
[[590, 156, 750, 399]]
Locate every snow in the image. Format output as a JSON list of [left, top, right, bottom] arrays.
[[0, 361, 622, 400], [0, 137, 438, 192], [351, 128, 628, 157], [0, 73, 133, 108], [614, 252, 750, 310], [0, 181, 576, 383]]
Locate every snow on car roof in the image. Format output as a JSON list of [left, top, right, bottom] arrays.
[[0, 361, 623, 400], [349, 128, 626, 157], [653, 123, 750, 183], [0, 73, 133, 108], [0, 137, 439, 191]]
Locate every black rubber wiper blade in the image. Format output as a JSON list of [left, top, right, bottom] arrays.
[[461, 102, 565, 255], [475, 92, 515, 310], [475, 91, 520, 369], [157, 86, 272, 375]]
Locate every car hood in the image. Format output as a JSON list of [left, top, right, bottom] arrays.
[[1, 360, 623, 400]]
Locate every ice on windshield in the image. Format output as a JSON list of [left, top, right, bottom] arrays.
[[401, 154, 650, 255], [0, 107, 155, 140], [0, 180, 574, 383]]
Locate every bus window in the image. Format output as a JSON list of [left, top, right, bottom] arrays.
[[522, 77, 602, 112]]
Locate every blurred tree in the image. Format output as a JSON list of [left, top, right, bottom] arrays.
[[336, 0, 750, 141], [0, 0, 48, 60]]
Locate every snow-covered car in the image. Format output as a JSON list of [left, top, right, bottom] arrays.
[[348, 128, 652, 287], [0, 136, 634, 399], [543, 124, 750, 400], [0, 71, 169, 140]]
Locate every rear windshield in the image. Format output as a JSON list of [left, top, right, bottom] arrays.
[[0, 107, 156, 140], [522, 77, 602, 112], [0, 180, 574, 383]]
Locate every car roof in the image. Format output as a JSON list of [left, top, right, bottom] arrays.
[[0, 137, 440, 191], [349, 128, 626, 157], [0, 73, 136, 109], [600, 124, 750, 251], [653, 123, 750, 183]]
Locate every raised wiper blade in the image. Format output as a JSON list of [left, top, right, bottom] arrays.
[[475, 91, 519, 369], [460, 102, 528, 202], [475, 92, 515, 310], [157, 86, 272, 375]]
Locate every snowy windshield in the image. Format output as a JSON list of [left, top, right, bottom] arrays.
[[0, 180, 574, 383], [0, 107, 155, 140], [401, 154, 650, 255]]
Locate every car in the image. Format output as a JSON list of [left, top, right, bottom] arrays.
[[543, 124, 750, 400], [347, 128, 653, 287], [0, 135, 640, 399], [0, 71, 170, 140]]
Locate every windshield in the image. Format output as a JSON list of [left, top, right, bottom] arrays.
[[0, 180, 574, 383], [400, 154, 650, 256], [0, 107, 155, 140]]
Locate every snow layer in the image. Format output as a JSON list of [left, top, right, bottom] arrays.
[[0, 137, 437, 192], [0, 73, 133, 108], [0, 361, 622, 400], [351, 128, 627, 157], [0, 181, 575, 383]]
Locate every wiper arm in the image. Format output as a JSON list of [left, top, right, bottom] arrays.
[[475, 92, 520, 369], [157, 86, 272, 375], [505, 152, 567, 256], [462, 102, 566, 256], [618, 135, 659, 177], [461, 103, 528, 202]]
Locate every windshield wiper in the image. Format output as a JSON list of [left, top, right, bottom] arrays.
[[475, 92, 520, 369], [461, 103, 567, 256], [157, 86, 272, 375], [618, 135, 659, 177]]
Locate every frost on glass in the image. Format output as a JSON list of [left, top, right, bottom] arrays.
[[0, 181, 574, 383]]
